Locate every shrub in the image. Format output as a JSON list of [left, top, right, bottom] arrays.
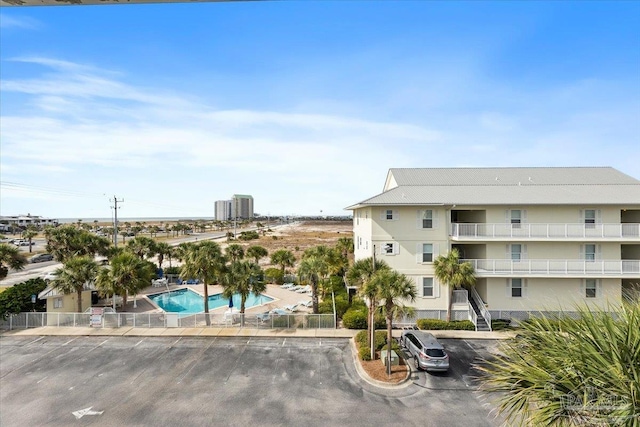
[[272, 236, 278, 240], [359, 345, 371, 361], [416, 319, 475, 331], [264, 267, 283, 284], [0, 278, 47, 319], [239, 230, 259, 241], [343, 308, 368, 329], [272, 315, 296, 328], [491, 319, 514, 331], [163, 266, 180, 275]]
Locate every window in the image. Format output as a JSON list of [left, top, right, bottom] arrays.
[[422, 278, 434, 297], [422, 244, 433, 262], [511, 279, 523, 297], [386, 209, 394, 220], [422, 210, 433, 229], [584, 209, 596, 228], [54, 298, 63, 309], [511, 244, 522, 261], [511, 210, 522, 228], [381, 242, 398, 255], [584, 244, 596, 262], [585, 279, 597, 298]]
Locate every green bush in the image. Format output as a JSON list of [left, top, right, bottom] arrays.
[[272, 315, 296, 328], [0, 278, 47, 319], [163, 266, 180, 275], [359, 345, 371, 361], [239, 230, 259, 241], [264, 267, 283, 284], [355, 330, 399, 356], [416, 318, 475, 331], [491, 319, 514, 331], [343, 308, 368, 329]]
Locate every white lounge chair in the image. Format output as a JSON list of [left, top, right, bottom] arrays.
[[296, 286, 311, 293], [281, 283, 295, 289], [289, 285, 302, 291], [284, 304, 299, 312]]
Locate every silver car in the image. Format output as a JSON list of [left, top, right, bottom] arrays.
[[400, 331, 449, 372]]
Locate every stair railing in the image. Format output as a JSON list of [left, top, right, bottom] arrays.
[[470, 287, 492, 331]]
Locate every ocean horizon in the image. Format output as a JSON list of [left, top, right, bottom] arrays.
[[57, 217, 216, 224]]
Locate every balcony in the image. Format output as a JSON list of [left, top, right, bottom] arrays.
[[451, 223, 640, 241], [462, 259, 640, 278]]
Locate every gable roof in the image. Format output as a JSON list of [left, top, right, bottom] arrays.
[[347, 167, 640, 209]]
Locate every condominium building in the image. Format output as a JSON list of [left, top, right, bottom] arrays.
[[347, 167, 640, 329], [232, 194, 254, 220], [214, 200, 232, 221]]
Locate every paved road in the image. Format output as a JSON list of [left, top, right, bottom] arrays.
[[0, 336, 500, 427]]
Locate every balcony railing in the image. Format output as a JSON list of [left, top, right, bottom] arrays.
[[462, 259, 640, 277], [451, 223, 640, 240]]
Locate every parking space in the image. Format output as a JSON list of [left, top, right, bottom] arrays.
[[0, 336, 500, 427]]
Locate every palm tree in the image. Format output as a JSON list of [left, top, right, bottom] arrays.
[[478, 302, 639, 426], [154, 242, 172, 269], [270, 249, 296, 278], [126, 236, 156, 260], [346, 257, 391, 360], [246, 245, 268, 265], [180, 241, 225, 326], [221, 260, 265, 326], [225, 244, 245, 264], [370, 269, 417, 372], [51, 256, 99, 312], [297, 255, 328, 314], [96, 252, 155, 309], [0, 243, 27, 280], [45, 225, 111, 263], [21, 227, 38, 253], [336, 236, 354, 261], [433, 249, 476, 321]]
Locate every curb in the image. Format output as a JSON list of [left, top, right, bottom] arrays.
[[349, 338, 412, 390]]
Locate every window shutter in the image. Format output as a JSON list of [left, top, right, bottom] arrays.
[[597, 245, 602, 260], [580, 209, 585, 222], [505, 210, 510, 223], [579, 244, 584, 259], [393, 210, 399, 221], [596, 210, 602, 224], [506, 280, 511, 297], [522, 210, 528, 223], [523, 279, 528, 297], [506, 244, 511, 259], [596, 280, 602, 297], [416, 210, 422, 229], [434, 279, 440, 298], [522, 244, 528, 260], [580, 280, 585, 296], [380, 210, 385, 220], [416, 243, 422, 263], [433, 210, 439, 228]]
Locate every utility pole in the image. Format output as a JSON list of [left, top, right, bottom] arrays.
[[110, 196, 123, 312], [110, 196, 124, 248]]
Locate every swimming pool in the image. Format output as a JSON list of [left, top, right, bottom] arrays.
[[147, 288, 273, 315]]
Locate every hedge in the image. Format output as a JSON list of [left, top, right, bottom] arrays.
[[342, 308, 386, 329], [355, 330, 400, 360], [0, 278, 47, 319], [416, 319, 475, 331]]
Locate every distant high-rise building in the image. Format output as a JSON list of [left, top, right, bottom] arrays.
[[232, 194, 254, 219], [215, 200, 232, 221]]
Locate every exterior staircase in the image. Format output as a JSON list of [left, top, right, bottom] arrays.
[[469, 296, 491, 331]]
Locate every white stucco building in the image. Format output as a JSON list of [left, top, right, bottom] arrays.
[[347, 167, 640, 329]]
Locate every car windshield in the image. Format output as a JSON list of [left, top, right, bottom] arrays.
[[426, 348, 446, 358]]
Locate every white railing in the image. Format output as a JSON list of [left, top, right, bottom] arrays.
[[470, 287, 491, 331], [463, 259, 640, 276], [468, 304, 477, 331], [451, 223, 640, 240], [0, 312, 336, 331]]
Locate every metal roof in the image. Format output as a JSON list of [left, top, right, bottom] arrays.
[[347, 167, 640, 209]]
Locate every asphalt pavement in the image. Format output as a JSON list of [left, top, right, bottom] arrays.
[[0, 335, 501, 427]]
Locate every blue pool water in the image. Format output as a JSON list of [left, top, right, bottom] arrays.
[[148, 288, 273, 315]]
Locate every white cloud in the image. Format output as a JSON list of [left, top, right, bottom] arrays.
[[0, 14, 40, 30]]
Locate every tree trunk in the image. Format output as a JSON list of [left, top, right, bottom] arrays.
[[240, 296, 246, 327], [386, 307, 393, 376], [77, 289, 83, 313], [369, 301, 376, 360], [203, 281, 211, 326], [28, 239, 33, 253], [447, 287, 452, 322], [311, 276, 319, 314]]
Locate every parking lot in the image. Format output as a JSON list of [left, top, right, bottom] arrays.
[[0, 336, 501, 426]]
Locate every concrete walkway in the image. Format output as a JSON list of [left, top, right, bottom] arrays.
[[2, 326, 514, 340]]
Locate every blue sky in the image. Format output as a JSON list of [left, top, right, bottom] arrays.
[[1, 2, 639, 218]]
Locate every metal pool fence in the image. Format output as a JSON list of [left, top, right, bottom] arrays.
[[0, 312, 336, 330]]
